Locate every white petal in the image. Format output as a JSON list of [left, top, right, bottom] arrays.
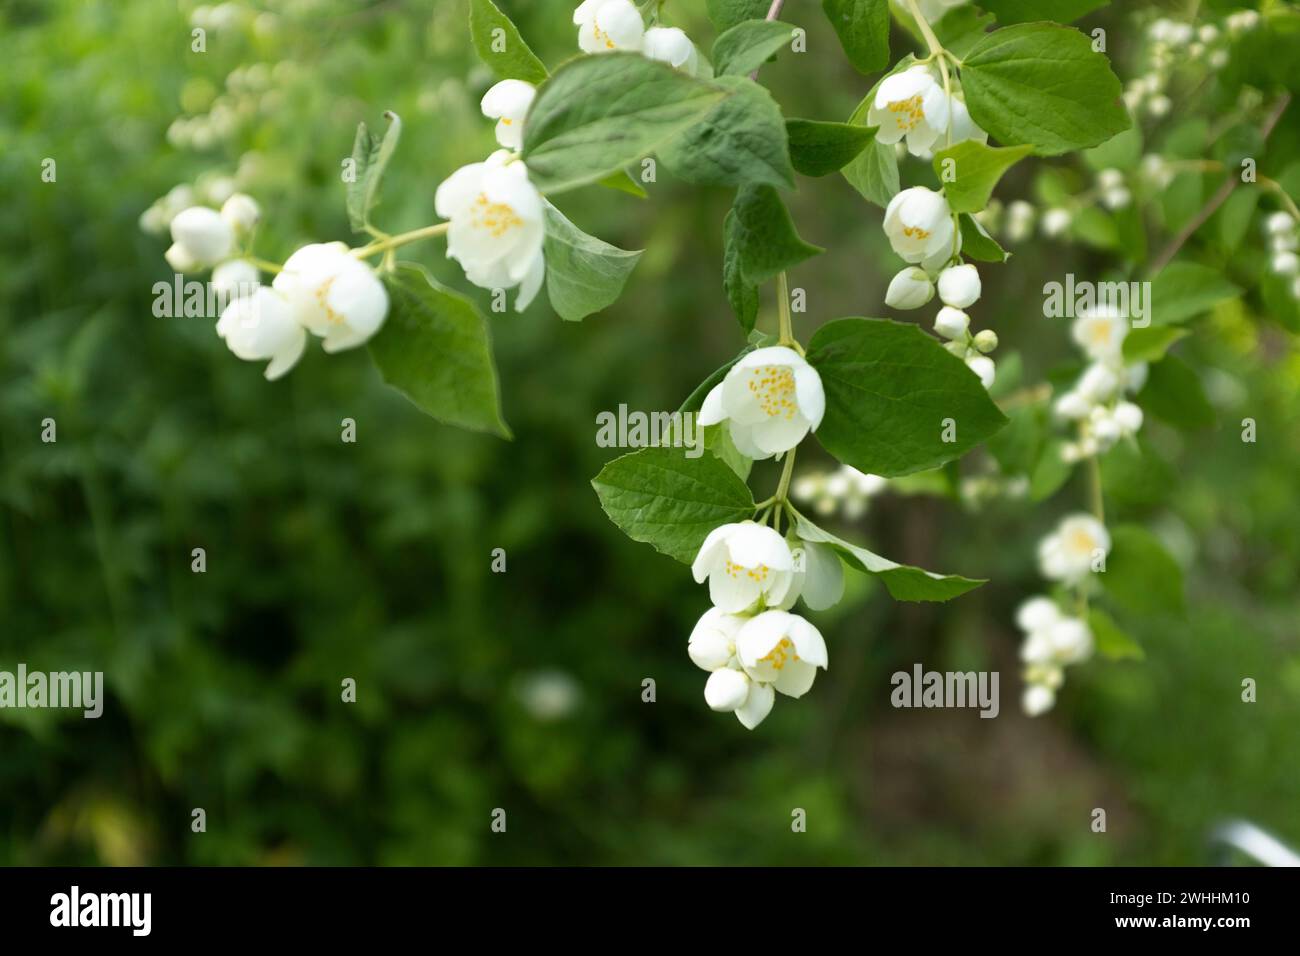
[[704, 668, 750, 712], [515, 249, 545, 311], [798, 541, 844, 611], [734, 681, 775, 728], [691, 523, 738, 584], [773, 659, 817, 698], [793, 364, 824, 430], [698, 382, 727, 426]]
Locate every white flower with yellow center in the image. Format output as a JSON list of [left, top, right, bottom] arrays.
[[884, 186, 956, 270], [868, 66, 950, 157], [574, 0, 644, 53], [698, 346, 825, 460], [272, 242, 389, 352], [1071, 305, 1128, 363], [737, 610, 828, 701], [691, 521, 796, 613], [480, 79, 536, 151], [216, 286, 307, 381], [435, 150, 546, 311], [1037, 514, 1110, 585]]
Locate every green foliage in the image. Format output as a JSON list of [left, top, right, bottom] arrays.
[[711, 19, 797, 77], [726, 185, 824, 285], [469, 0, 549, 84], [706, 0, 773, 34], [591, 448, 756, 564], [542, 204, 642, 322], [822, 0, 890, 75], [1147, 262, 1240, 326], [961, 23, 1129, 155], [807, 318, 1008, 477], [521, 53, 728, 194], [346, 112, 402, 232], [933, 141, 1033, 214], [1101, 526, 1185, 618], [786, 120, 876, 177], [371, 264, 510, 437], [979, 0, 1107, 25]]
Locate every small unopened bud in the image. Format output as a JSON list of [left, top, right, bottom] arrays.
[[972, 329, 999, 354], [934, 306, 970, 340]]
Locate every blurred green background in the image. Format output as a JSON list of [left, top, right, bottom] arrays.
[[1, 0, 1297, 865]]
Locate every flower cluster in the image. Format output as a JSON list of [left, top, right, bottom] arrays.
[[688, 522, 841, 729], [1016, 512, 1110, 714], [1052, 307, 1146, 462], [573, 0, 709, 76], [793, 465, 887, 521], [883, 190, 999, 389], [1265, 212, 1300, 301]]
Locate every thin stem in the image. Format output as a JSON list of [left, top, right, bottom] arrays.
[[352, 221, 450, 259], [247, 256, 283, 274], [748, 0, 787, 80], [905, 0, 945, 57], [775, 445, 798, 505], [1087, 455, 1105, 524], [776, 270, 797, 349], [1260, 176, 1300, 222]]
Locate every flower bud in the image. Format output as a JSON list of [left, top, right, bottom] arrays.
[[703, 668, 750, 712], [972, 329, 999, 353], [937, 263, 981, 309], [211, 259, 260, 301], [1041, 208, 1072, 238], [642, 26, 700, 75], [934, 306, 970, 340], [220, 193, 261, 234], [965, 354, 995, 389], [884, 267, 934, 310], [170, 206, 235, 266], [1271, 251, 1300, 276], [1267, 211, 1296, 235], [164, 242, 199, 273]]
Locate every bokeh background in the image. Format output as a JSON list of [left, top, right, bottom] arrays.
[[1, 0, 1297, 865]]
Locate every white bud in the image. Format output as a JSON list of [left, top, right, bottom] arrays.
[[170, 206, 235, 266], [1266, 212, 1295, 235], [1147, 95, 1172, 117], [703, 668, 750, 713], [1272, 251, 1300, 276], [884, 267, 934, 309], [965, 354, 995, 389], [1097, 168, 1124, 191], [1054, 390, 1092, 421], [1041, 207, 1072, 237], [972, 329, 999, 354], [211, 259, 260, 300], [164, 242, 199, 273], [936, 263, 981, 308], [220, 193, 261, 234], [934, 306, 970, 340]]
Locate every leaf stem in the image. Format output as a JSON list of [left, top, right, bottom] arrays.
[[352, 221, 450, 259], [1087, 454, 1105, 524], [246, 256, 283, 275], [776, 270, 798, 349]]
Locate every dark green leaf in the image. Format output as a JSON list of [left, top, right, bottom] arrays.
[[542, 203, 642, 322], [711, 19, 797, 77], [786, 119, 876, 177], [729, 184, 824, 285], [469, 0, 549, 84]]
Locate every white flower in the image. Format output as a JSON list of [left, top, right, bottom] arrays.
[[220, 193, 260, 235], [934, 306, 969, 340], [1071, 306, 1128, 362], [1005, 200, 1035, 243], [216, 286, 307, 380], [885, 266, 934, 309], [1271, 251, 1300, 276], [787, 539, 845, 612], [937, 263, 980, 309], [869, 66, 950, 157], [688, 607, 746, 671], [1266, 211, 1295, 235], [884, 186, 955, 269], [272, 243, 389, 352], [1041, 207, 1072, 237], [1038, 513, 1110, 585], [1089, 400, 1143, 448], [692, 521, 796, 613], [642, 26, 701, 75], [698, 346, 825, 459], [1022, 683, 1056, 716], [169, 206, 235, 268], [480, 79, 536, 150], [164, 242, 200, 273], [1017, 598, 1093, 666], [1053, 389, 1092, 421], [574, 0, 644, 53], [211, 259, 260, 301], [435, 150, 546, 311], [736, 610, 828, 701], [1077, 361, 1121, 403], [966, 354, 995, 389]]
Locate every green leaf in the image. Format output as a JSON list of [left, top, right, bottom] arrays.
[[598, 168, 648, 198], [706, 0, 771, 33], [822, 0, 890, 74], [1083, 125, 1143, 172], [979, 0, 1107, 25], [722, 210, 760, 333], [1214, 187, 1260, 252], [961, 23, 1129, 156], [370, 263, 509, 438], [1088, 607, 1144, 661], [522, 53, 729, 194], [933, 141, 1032, 213], [933, 5, 996, 57], [469, 0, 548, 84], [658, 75, 794, 190], [843, 138, 899, 207], [712, 19, 797, 77], [729, 184, 824, 285], [542, 203, 642, 322], [704, 423, 752, 480], [1029, 438, 1072, 501], [1122, 325, 1187, 364], [1138, 355, 1214, 431], [346, 112, 402, 232], [1148, 261, 1240, 326], [793, 512, 985, 602], [786, 119, 876, 177], [1101, 525, 1185, 617], [959, 213, 1009, 262], [807, 318, 1008, 477], [591, 447, 756, 564]]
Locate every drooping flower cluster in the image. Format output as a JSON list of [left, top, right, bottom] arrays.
[[1017, 512, 1110, 714], [882, 191, 999, 389], [1052, 307, 1146, 462], [688, 521, 842, 729]]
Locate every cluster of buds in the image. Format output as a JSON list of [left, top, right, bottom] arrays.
[[1053, 306, 1146, 462], [1265, 212, 1300, 300], [573, 0, 709, 75]]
